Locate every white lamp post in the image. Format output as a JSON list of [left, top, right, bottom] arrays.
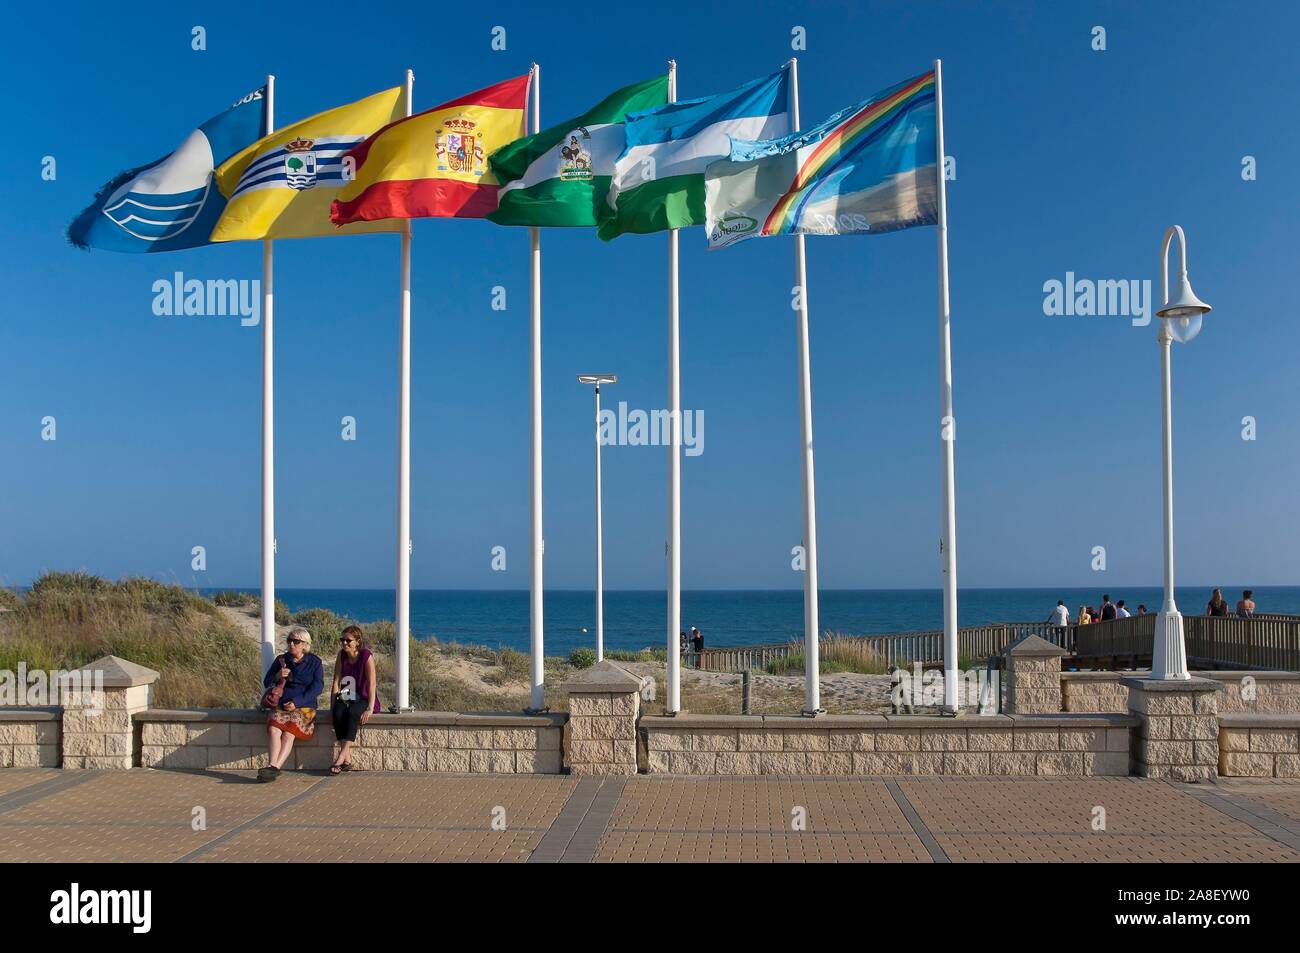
[[1152, 225, 1212, 680], [578, 374, 617, 662]]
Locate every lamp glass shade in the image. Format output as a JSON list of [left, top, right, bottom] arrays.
[[1164, 312, 1203, 343]]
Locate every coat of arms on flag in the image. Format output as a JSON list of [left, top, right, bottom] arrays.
[[283, 138, 318, 190], [558, 130, 593, 181], [437, 116, 486, 176]]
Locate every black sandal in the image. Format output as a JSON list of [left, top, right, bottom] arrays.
[[329, 764, 342, 776], [340, 761, 354, 772]]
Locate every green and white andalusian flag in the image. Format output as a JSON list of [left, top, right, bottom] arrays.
[[597, 68, 791, 241], [487, 75, 668, 227]]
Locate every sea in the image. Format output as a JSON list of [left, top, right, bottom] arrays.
[[202, 586, 1300, 657]]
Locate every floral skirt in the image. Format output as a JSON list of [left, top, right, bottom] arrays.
[[268, 707, 317, 740]]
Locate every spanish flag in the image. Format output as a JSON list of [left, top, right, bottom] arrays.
[[331, 75, 529, 225], [211, 87, 406, 241]]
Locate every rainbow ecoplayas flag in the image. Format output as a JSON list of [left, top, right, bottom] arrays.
[[703, 70, 937, 250]]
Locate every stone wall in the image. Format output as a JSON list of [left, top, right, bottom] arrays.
[[641, 713, 1135, 776], [562, 661, 643, 776], [1218, 714, 1300, 778], [1123, 676, 1221, 782], [0, 709, 60, 768], [1199, 672, 1300, 714], [1004, 635, 1066, 714], [1061, 673, 1129, 713], [1062, 670, 1300, 715], [137, 710, 565, 773]]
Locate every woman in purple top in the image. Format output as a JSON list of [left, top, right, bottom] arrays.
[[329, 624, 380, 775]]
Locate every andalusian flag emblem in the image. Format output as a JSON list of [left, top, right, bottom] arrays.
[[487, 75, 668, 228], [704, 71, 938, 250]]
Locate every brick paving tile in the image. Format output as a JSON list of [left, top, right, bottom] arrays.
[[0, 770, 319, 862], [0, 823, 227, 862], [605, 778, 914, 834], [595, 831, 933, 863], [937, 834, 1299, 863], [0, 769, 59, 798], [899, 777, 1260, 836], [4, 770, 1300, 862], [1216, 781, 1300, 827], [289, 774, 576, 831], [1, 769, 316, 827], [197, 826, 541, 863], [594, 778, 931, 862]]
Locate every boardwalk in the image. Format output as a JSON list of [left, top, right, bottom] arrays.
[[1, 769, 1298, 862]]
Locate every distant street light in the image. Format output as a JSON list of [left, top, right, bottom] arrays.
[[578, 374, 617, 661], [1152, 225, 1213, 680]]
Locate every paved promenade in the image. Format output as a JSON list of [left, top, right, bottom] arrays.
[[1, 769, 1298, 862]]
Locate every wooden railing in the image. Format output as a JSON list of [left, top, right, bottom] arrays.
[[685, 613, 1300, 673], [1184, 615, 1300, 670]]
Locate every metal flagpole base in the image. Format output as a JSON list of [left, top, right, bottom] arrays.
[[1151, 609, 1190, 680], [939, 705, 959, 717]]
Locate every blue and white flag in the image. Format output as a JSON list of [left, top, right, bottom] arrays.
[[597, 68, 790, 240], [68, 86, 267, 252]]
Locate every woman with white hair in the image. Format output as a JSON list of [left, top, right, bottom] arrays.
[[258, 626, 324, 782]]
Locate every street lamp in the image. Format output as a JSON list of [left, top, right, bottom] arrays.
[[1152, 225, 1212, 680], [578, 374, 617, 662]]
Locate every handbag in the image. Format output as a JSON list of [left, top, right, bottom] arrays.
[[261, 654, 288, 710]]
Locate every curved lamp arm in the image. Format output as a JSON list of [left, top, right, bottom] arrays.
[[1160, 225, 1189, 309]]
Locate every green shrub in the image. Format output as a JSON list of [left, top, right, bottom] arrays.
[[364, 620, 398, 654], [605, 648, 658, 662], [251, 598, 291, 626], [212, 590, 257, 608], [115, 577, 216, 617], [484, 647, 531, 686], [28, 570, 109, 597], [569, 647, 597, 669], [286, 607, 356, 656]]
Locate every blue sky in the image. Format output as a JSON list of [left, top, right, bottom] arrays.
[[3, 1, 1298, 591]]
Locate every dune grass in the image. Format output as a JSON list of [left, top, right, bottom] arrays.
[[0, 571, 260, 708], [764, 633, 893, 676]]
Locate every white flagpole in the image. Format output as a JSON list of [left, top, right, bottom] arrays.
[[395, 68, 414, 712], [528, 63, 545, 711], [594, 382, 604, 663], [933, 59, 960, 713], [259, 74, 277, 673], [666, 59, 682, 715], [788, 58, 822, 716]]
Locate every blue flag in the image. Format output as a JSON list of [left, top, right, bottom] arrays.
[[68, 86, 267, 252]]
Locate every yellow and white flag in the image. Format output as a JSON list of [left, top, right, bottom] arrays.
[[211, 87, 404, 241]]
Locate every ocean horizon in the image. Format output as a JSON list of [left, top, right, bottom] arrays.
[[200, 585, 1300, 656]]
